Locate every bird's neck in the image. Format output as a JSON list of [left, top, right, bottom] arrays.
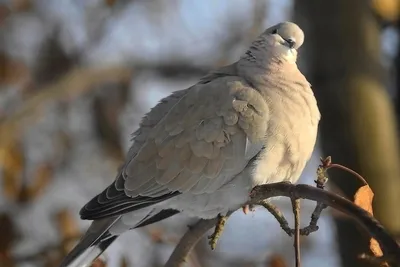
[[237, 56, 300, 89], [237, 58, 320, 125]]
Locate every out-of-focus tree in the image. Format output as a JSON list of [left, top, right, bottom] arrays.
[[295, 0, 400, 266]]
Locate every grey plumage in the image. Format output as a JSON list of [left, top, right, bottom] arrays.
[[60, 21, 320, 267]]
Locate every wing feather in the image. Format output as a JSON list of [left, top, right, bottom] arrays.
[[80, 63, 270, 220]]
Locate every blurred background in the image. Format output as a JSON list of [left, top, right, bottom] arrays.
[[1, 0, 400, 266]]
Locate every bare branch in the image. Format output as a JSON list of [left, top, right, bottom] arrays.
[[250, 183, 400, 264], [258, 200, 292, 236], [164, 218, 217, 267], [300, 202, 327, 236], [291, 198, 301, 267], [0, 66, 132, 142], [165, 182, 400, 267], [300, 160, 329, 235]]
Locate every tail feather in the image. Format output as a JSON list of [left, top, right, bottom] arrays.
[[60, 209, 180, 266], [59, 216, 120, 267]]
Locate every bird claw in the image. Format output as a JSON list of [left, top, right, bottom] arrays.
[[208, 214, 229, 250], [207, 233, 218, 250], [242, 204, 255, 215]]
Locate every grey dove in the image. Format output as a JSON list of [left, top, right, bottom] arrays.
[[60, 21, 320, 267]]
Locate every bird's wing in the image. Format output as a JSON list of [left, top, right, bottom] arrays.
[[80, 64, 270, 220]]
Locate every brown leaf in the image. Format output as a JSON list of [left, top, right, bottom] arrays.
[[354, 185, 374, 214], [0, 5, 11, 26], [0, 256, 15, 267], [0, 53, 31, 88], [91, 258, 107, 267], [266, 254, 287, 267], [372, 0, 399, 22], [0, 140, 24, 202], [11, 0, 32, 11], [55, 209, 81, 254], [120, 257, 128, 267], [105, 0, 117, 6], [369, 239, 383, 257], [0, 213, 16, 256], [353, 185, 385, 261], [0, 213, 16, 267]]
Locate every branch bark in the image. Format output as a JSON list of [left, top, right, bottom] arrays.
[[164, 182, 400, 267]]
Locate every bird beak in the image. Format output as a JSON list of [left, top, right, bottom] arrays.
[[284, 38, 296, 49]]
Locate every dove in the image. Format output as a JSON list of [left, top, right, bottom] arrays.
[[60, 21, 320, 267]]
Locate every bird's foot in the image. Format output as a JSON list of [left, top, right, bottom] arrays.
[[208, 214, 229, 250], [242, 204, 255, 215]]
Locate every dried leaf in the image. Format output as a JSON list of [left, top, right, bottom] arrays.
[[0, 141, 24, 202], [354, 185, 374, 214], [0, 213, 15, 255], [0, 256, 15, 267], [0, 53, 31, 87], [0, 5, 11, 26], [372, 0, 399, 22], [266, 254, 287, 267], [369, 239, 383, 257], [0, 213, 16, 267], [354, 185, 385, 261], [120, 257, 128, 267], [55, 209, 81, 254], [11, 0, 32, 11], [105, 0, 117, 6], [91, 258, 107, 267]]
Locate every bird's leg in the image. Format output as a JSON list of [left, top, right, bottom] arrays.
[[242, 204, 255, 214], [258, 200, 293, 236], [208, 214, 229, 250]]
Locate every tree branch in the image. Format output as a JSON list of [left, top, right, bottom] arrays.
[[291, 197, 301, 267], [163, 218, 218, 267], [164, 182, 400, 267]]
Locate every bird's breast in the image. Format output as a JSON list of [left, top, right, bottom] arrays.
[[250, 95, 318, 187]]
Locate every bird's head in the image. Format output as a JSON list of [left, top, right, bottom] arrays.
[[243, 21, 305, 64]]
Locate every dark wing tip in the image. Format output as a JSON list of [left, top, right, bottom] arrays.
[[79, 182, 181, 220]]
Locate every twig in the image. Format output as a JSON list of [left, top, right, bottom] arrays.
[[165, 211, 233, 267], [164, 218, 216, 267], [208, 214, 229, 250], [327, 163, 368, 185], [164, 182, 400, 267], [258, 200, 292, 236], [250, 183, 400, 262], [291, 198, 301, 267], [300, 202, 327, 236], [300, 159, 329, 235], [321, 156, 367, 186]]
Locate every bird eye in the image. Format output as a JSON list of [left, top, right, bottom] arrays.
[[272, 29, 278, 34]]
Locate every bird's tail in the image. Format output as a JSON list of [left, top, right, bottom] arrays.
[[59, 216, 120, 267]]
